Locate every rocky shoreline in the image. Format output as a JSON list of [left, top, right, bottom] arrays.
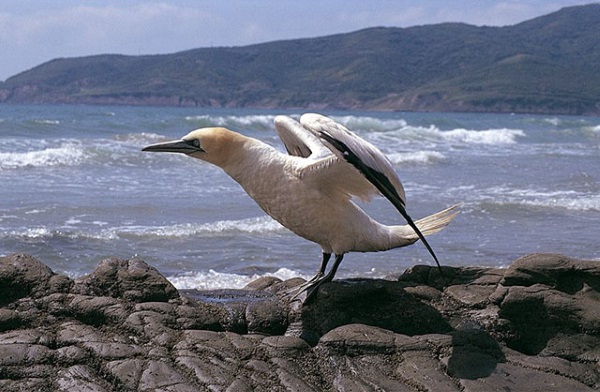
[[1, 252, 599, 391]]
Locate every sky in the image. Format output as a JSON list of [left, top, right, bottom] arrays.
[[0, 0, 597, 81]]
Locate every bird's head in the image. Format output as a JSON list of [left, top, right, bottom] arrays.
[[142, 127, 248, 168]]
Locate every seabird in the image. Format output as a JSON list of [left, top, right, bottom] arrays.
[[142, 113, 458, 301]]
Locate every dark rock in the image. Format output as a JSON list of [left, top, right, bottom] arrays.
[[400, 264, 502, 287], [73, 257, 178, 302], [246, 297, 287, 335], [403, 284, 442, 300], [181, 288, 286, 335], [175, 301, 226, 331], [445, 283, 495, 308], [540, 333, 600, 361], [290, 279, 452, 345], [261, 335, 311, 357], [446, 329, 506, 379], [105, 358, 145, 390], [501, 253, 600, 293], [319, 324, 398, 355], [0, 308, 21, 331], [1, 252, 599, 391], [499, 283, 600, 355], [398, 351, 460, 391], [458, 361, 597, 392], [243, 276, 283, 291], [0, 253, 70, 306]]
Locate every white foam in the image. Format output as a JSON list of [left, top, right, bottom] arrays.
[[484, 186, 600, 211], [33, 119, 60, 125], [439, 128, 525, 144], [588, 125, 600, 133], [4, 227, 52, 239], [539, 116, 589, 129], [184, 114, 525, 148], [185, 114, 278, 130], [113, 216, 285, 239], [167, 267, 309, 290], [366, 123, 524, 148], [542, 117, 561, 127], [0, 143, 87, 170], [331, 115, 409, 132], [112, 132, 167, 144], [0, 216, 285, 242], [517, 194, 600, 211], [25, 209, 46, 215], [65, 217, 82, 226], [387, 150, 445, 165]]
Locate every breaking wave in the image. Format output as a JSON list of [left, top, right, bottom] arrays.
[[369, 125, 524, 146], [331, 115, 409, 132], [167, 268, 309, 290], [1, 216, 286, 241], [182, 113, 526, 147], [439, 128, 525, 144], [387, 150, 445, 165], [0, 142, 87, 170], [114, 216, 285, 239], [0, 132, 171, 171], [480, 186, 600, 212], [185, 114, 279, 131]]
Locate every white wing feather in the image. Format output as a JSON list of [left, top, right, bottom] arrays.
[[274, 115, 381, 202], [274, 116, 330, 159], [300, 113, 407, 204]]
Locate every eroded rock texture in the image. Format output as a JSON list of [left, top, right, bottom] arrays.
[[0, 252, 598, 391]]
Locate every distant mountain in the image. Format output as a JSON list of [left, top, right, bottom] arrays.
[[1, 4, 599, 115]]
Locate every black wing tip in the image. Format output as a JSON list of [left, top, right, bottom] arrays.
[[318, 124, 444, 281]]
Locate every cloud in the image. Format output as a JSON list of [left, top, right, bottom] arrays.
[[12, 4, 214, 52], [0, 3, 219, 79]]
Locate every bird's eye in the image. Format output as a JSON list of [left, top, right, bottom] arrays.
[[192, 139, 200, 148]]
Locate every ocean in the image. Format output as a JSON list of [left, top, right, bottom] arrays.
[[1, 104, 599, 289]]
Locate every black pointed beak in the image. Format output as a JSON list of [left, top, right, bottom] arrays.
[[142, 139, 204, 154]]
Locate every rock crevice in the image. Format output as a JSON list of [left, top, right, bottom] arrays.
[[1, 252, 599, 391]]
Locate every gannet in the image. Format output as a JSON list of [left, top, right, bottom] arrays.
[[142, 113, 458, 302]]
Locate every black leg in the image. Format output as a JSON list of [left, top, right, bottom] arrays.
[[321, 254, 344, 283], [288, 252, 331, 300], [304, 253, 344, 302], [309, 252, 331, 281]]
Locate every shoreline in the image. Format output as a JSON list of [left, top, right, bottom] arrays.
[[1, 252, 599, 390]]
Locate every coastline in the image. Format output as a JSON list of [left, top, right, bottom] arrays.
[[1, 252, 599, 391]]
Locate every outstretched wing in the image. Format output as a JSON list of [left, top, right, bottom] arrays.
[[300, 113, 406, 204], [274, 115, 330, 159], [274, 115, 381, 202], [300, 113, 444, 275]]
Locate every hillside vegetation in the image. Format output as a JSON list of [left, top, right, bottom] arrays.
[[1, 4, 599, 115]]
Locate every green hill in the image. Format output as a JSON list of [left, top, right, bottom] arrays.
[[1, 4, 599, 115]]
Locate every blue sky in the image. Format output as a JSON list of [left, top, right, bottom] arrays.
[[1, 0, 596, 81]]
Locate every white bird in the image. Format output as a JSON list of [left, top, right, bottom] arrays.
[[142, 113, 458, 302]]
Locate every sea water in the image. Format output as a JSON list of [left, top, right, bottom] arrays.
[[1, 104, 598, 289]]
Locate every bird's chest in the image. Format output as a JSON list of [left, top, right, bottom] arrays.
[[232, 166, 339, 237], [240, 169, 323, 219]]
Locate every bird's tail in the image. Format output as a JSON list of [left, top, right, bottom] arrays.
[[410, 203, 461, 239]]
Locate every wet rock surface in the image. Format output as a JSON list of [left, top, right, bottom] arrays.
[[1, 252, 599, 391]]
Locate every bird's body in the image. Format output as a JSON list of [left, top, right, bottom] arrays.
[[216, 134, 403, 254], [143, 114, 458, 301]]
